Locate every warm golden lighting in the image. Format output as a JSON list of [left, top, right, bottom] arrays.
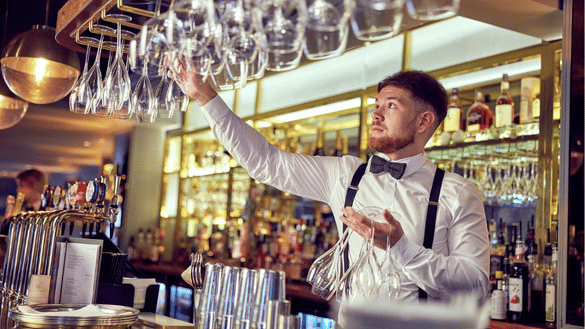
[[1, 57, 79, 104], [1, 25, 80, 104], [0, 95, 28, 129]]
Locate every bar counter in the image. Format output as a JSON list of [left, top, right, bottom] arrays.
[[131, 261, 549, 329]]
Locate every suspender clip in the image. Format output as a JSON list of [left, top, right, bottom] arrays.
[[428, 200, 438, 206], [348, 185, 359, 191]]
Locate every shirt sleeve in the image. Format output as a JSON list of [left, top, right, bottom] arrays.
[[391, 179, 490, 301], [200, 95, 336, 203]]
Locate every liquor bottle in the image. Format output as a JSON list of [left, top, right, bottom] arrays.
[[528, 242, 544, 323], [545, 245, 557, 328], [495, 74, 515, 128], [314, 129, 325, 156], [332, 131, 343, 156], [342, 136, 349, 156], [11, 192, 25, 217], [444, 88, 464, 132], [508, 228, 531, 323], [466, 90, 493, 132], [490, 220, 505, 281], [491, 271, 507, 321]]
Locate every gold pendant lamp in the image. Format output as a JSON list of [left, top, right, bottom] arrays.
[[0, 0, 80, 105]]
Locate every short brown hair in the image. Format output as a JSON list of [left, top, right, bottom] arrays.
[[17, 169, 47, 194], [378, 70, 448, 126]]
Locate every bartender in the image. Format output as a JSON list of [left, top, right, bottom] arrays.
[[168, 62, 490, 327]]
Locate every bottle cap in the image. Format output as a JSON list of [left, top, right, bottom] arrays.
[[495, 270, 503, 279]]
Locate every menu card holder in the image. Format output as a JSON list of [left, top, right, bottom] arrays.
[[49, 237, 103, 304]]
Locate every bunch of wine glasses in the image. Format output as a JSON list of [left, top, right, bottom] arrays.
[[69, 11, 190, 122], [128, 0, 460, 91], [306, 206, 401, 302], [442, 158, 539, 207]]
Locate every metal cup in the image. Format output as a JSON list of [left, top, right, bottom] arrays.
[[265, 300, 291, 329], [251, 269, 281, 329], [278, 315, 301, 329], [196, 263, 225, 329], [215, 266, 241, 329], [234, 268, 257, 329]]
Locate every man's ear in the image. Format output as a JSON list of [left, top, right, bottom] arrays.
[[417, 111, 436, 134]]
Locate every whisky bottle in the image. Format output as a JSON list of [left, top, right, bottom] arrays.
[[342, 136, 349, 156], [545, 245, 557, 328], [508, 228, 531, 323], [466, 90, 493, 132], [444, 88, 463, 132], [495, 74, 515, 128]]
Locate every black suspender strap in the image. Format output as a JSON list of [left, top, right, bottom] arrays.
[[418, 168, 445, 300], [342, 163, 367, 273]]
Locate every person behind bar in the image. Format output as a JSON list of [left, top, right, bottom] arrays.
[[9, 169, 47, 213], [169, 63, 489, 326]]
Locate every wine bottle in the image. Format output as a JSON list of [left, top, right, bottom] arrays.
[[545, 245, 557, 328], [342, 136, 349, 156], [314, 128, 325, 156], [528, 241, 544, 323], [466, 90, 493, 132], [508, 226, 531, 323], [444, 88, 463, 132], [495, 74, 515, 128], [491, 272, 507, 321]]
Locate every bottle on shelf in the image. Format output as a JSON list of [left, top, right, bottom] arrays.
[[342, 136, 349, 156], [314, 128, 325, 156], [490, 219, 506, 281], [491, 270, 507, 321], [545, 244, 557, 328], [508, 224, 531, 323], [444, 88, 464, 132], [332, 130, 343, 156], [528, 239, 544, 323], [466, 90, 494, 132], [495, 73, 515, 128]]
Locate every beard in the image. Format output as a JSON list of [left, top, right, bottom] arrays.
[[369, 124, 416, 154]]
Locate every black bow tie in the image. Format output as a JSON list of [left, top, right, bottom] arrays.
[[369, 155, 407, 179]]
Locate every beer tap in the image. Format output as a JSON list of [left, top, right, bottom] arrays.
[[108, 176, 121, 239]]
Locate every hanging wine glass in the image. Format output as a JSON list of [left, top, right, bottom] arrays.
[[85, 34, 105, 116], [133, 62, 156, 123], [105, 21, 132, 117], [263, 3, 303, 72], [131, 0, 168, 76], [405, 0, 460, 21], [92, 48, 114, 117], [349, 0, 404, 41], [303, 0, 349, 60], [155, 71, 174, 118], [168, 78, 190, 112], [115, 56, 133, 119], [69, 38, 96, 114]]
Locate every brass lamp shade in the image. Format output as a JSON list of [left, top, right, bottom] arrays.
[[1, 25, 80, 104], [0, 78, 28, 129]]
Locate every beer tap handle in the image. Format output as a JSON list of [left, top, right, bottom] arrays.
[[61, 221, 66, 236], [69, 221, 75, 235], [96, 221, 101, 235], [88, 221, 94, 237]]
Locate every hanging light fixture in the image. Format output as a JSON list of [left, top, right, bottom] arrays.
[[0, 77, 28, 129], [0, 0, 80, 104], [0, 0, 29, 128]]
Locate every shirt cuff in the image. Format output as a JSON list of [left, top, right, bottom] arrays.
[[391, 234, 422, 267], [200, 94, 232, 122]]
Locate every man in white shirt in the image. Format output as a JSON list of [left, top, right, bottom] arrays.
[[169, 64, 490, 325]]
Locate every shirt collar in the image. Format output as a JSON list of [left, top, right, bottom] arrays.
[[369, 152, 427, 179]]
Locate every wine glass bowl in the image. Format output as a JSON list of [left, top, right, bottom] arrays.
[[349, 0, 404, 41], [405, 0, 460, 21], [303, 0, 349, 60]]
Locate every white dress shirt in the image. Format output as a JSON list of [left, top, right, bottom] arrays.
[[201, 96, 490, 324]]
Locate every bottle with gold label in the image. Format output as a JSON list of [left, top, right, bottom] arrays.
[[314, 128, 325, 156], [495, 74, 515, 128], [444, 88, 463, 132], [466, 90, 493, 132]]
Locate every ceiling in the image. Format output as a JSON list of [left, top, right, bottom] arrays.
[[0, 0, 563, 180]]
